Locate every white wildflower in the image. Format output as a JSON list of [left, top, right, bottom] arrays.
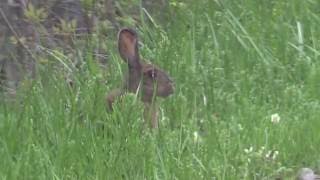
[[273, 151, 279, 160], [244, 146, 253, 154], [258, 146, 265, 156], [271, 113, 281, 124], [193, 131, 202, 144], [265, 150, 279, 160], [247, 158, 251, 163], [203, 95, 207, 106], [238, 123, 243, 131]]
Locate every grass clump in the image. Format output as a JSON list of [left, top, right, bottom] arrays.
[[1, 0, 320, 179]]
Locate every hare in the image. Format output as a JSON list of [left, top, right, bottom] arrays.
[[106, 28, 174, 128]]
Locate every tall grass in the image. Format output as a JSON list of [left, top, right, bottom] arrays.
[[1, 0, 320, 179]]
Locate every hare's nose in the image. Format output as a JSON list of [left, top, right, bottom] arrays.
[[169, 79, 175, 90], [168, 76, 174, 83]]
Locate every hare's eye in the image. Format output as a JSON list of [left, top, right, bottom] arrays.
[[146, 69, 157, 79]]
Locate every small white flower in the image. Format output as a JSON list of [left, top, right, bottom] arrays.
[[238, 123, 243, 131], [271, 113, 281, 124], [258, 146, 265, 155], [273, 151, 279, 160], [265, 150, 279, 160], [244, 146, 253, 154], [203, 95, 207, 106], [265, 150, 272, 159], [193, 131, 202, 143]]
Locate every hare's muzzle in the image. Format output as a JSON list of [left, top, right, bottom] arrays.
[[158, 79, 175, 98]]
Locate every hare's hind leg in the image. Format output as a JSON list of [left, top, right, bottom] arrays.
[[106, 88, 123, 111]]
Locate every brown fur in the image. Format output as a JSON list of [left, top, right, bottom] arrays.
[[106, 28, 174, 128]]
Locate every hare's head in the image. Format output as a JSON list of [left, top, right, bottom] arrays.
[[118, 28, 174, 103]]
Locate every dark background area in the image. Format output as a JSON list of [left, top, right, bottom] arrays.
[[0, 0, 169, 97]]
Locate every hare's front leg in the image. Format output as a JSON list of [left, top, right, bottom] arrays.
[[144, 102, 159, 128]]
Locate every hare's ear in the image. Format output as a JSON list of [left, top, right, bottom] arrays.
[[118, 28, 140, 67]]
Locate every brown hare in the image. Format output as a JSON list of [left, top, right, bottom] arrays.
[[106, 28, 174, 128]]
